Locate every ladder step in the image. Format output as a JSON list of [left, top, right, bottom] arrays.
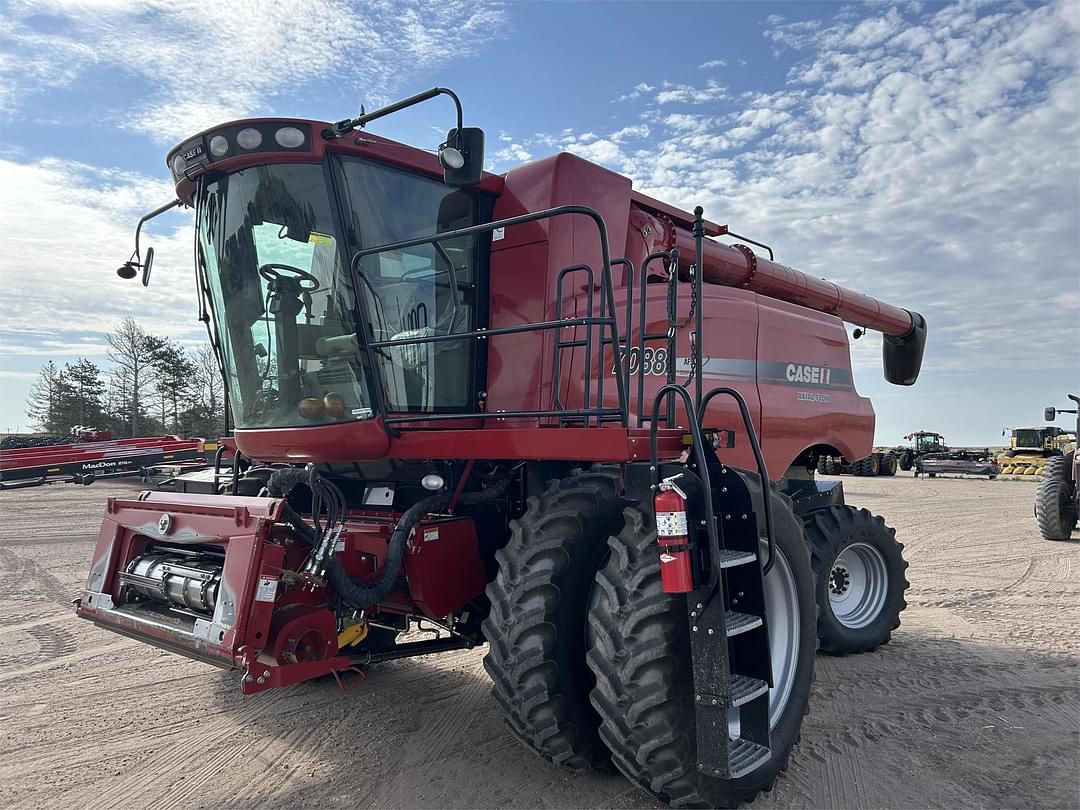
[[729, 674, 769, 708], [725, 611, 763, 637], [727, 737, 771, 779], [716, 549, 757, 569]]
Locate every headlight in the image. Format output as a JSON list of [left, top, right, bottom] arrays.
[[275, 126, 305, 148], [171, 154, 186, 176], [236, 128, 263, 149], [209, 135, 230, 157]]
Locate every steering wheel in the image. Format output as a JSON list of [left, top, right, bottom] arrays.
[[259, 263, 320, 291]]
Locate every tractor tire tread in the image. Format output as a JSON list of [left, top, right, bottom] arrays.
[[482, 466, 622, 771], [1035, 453, 1078, 541], [803, 506, 908, 655], [587, 483, 817, 808]]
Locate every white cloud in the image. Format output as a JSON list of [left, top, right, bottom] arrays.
[[612, 82, 656, 103], [699, 59, 728, 69], [655, 80, 728, 104], [492, 143, 532, 164], [501, 0, 1080, 384], [0, 157, 202, 344], [610, 125, 651, 142], [0, 0, 508, 143]]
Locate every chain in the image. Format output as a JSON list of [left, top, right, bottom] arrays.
[[675, 264, 698, 386]]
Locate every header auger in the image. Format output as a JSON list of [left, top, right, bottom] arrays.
[[80, 88, 925, 807]]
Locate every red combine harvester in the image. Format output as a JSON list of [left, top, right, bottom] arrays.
[[78, 89, 926, 806]]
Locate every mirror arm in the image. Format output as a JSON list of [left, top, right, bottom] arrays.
[[330, 87, 463, 138], [133, 199, 183, 261], [118, 199, 183, 280]]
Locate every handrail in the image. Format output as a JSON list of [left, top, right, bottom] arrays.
[[697, 387, 775, 574], [636, 249, 680, 427], [649, 384, 722, 598], [350, 204, 629, 428]]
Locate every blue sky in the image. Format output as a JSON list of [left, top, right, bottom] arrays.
[[0, 0, 1077, 444]]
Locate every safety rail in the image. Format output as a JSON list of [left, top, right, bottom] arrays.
[[648, 382, 776, 593], [635, 249, 680, 428], [351, 204, 630, 429]]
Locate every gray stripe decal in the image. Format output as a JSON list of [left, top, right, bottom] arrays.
[[676, 358, 853, 390]]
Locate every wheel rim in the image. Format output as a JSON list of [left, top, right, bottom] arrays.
[[729, 545, 799, 735], [828, 542, 889, 629]]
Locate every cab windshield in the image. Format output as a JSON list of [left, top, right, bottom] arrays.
[[197, 160, 479, 430], [1013, 429, 1042, 448]]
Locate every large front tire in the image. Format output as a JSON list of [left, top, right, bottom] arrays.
[[1036, 453, 1078, 541], [803, 506, 908, 654], [587, 480, 816, 808], [482, 467, 623, 769]]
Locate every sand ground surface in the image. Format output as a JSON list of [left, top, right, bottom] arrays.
[[0, 473, 1077, 809]]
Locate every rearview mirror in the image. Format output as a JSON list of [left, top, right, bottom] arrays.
[[440, 127, 484, 188], [141, 246, 154, 287], [1045, 406, 1056, 421]]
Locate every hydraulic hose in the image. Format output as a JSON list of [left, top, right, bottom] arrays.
[[327, 492, 450, 610], [267, 466, 510, 611], [327, 480, 511, 610]]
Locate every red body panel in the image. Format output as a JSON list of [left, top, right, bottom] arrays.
[[175, 119, 899, 475]]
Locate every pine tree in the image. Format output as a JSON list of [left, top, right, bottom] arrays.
[[59, 359, 106, 429], [25, 361, 65, 433]]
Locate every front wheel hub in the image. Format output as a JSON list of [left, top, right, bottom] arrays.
[[828, 542, 889, 629]]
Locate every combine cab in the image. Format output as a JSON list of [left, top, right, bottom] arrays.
[[76, 88, 927, 806]]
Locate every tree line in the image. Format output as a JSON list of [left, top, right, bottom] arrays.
[[25, 317, 227, 440]]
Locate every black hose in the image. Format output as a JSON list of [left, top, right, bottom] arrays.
[[269, 466, 511, 611], [266, 467, 310, 499], [327, 492, 450, 610]]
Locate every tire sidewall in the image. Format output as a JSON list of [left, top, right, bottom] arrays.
[[813, 511, 906, 651]]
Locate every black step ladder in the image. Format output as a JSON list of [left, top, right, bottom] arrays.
[[648, 383, 777, 781], [686, 455, 773, 779]]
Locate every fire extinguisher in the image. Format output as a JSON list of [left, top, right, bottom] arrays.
[[654, 474, 695, 593]]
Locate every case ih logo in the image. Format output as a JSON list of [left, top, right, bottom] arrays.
[[786, 363, 832, 385]]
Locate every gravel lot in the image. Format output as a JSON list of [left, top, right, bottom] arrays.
[[0, 473, 1077, 809]]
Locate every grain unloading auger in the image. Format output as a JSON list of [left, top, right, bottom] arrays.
[[77, 87, 925, 807]]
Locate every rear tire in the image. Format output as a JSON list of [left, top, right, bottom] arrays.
[[803, 506, 908, 655], [587, 479, 816, 808], [482, 467, 623, 770], [898, 452, 913, 471], [877, 453, 898, 476], [1036, 453, 1078, 541]]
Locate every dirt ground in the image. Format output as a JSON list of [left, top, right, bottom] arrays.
[[0, 473, 1077, 809]]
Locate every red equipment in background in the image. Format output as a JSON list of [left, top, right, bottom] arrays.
[[0, 436, 203, 489]]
